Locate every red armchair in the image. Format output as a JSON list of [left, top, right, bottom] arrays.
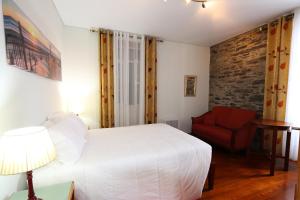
[[192, 106, 257, 151]]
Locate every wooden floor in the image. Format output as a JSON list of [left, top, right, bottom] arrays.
[[201, 149, 298, 200]]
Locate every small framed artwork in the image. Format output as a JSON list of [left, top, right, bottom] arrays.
[[184, 75, 197, 97]]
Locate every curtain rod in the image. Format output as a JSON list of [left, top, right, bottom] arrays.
[[89, 28, 164, 43], [267, 13, 294, 26]]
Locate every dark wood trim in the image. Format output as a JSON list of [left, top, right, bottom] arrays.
[[270, 129, 278, 176], [284, 130, 292, 171], [259, 129, 265, 151], [207, 162, 216, 190], [27, 171, 38, 200], [295, 184, 299, 200]]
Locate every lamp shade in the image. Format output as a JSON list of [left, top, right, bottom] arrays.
[[0, 126, 56, 175]]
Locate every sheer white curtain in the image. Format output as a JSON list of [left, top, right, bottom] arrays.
[[283, 8, 300, 161], [113, 31, 145, 127]]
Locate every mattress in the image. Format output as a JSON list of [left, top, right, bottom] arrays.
[[34, 124, 212, 200]]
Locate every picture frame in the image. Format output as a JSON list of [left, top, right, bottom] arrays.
[[3, 0, 62, 81], [184, 75, 197, 97]]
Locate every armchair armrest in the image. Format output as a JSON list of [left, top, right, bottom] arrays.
[[231, 120, 257, 133], [231, 121, 257, 151], [192, 111, 211, 124]]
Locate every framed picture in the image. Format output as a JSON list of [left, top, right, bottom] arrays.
[[184, 75, 197, 97], [3, 0, 62, 81]]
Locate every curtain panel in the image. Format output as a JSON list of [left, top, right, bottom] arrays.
[[284, 10, 300, 161], [113, 31, 145, 127], [263, 16, 293, 153], [99, 31, 115, 128], [145, 37, 157, 124]]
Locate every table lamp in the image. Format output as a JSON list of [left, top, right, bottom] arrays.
[[0, 126, 56, 200]]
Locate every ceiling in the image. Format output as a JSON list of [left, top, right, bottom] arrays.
[[52, 0, 300, 46]]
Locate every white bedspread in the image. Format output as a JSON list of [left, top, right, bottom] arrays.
[[34, 124, 212, 200]]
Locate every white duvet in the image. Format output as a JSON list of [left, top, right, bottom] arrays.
[[34, 124, 212, 200]]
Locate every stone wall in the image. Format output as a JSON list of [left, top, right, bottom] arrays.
[[209, 26, 268, 117]]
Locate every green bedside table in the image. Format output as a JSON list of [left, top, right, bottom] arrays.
[[9, 182, 74, 200]]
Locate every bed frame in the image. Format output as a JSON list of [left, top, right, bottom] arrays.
[[205, 162, 216, 191], [208, 162, 215, 190]]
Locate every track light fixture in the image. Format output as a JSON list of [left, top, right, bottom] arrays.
[[164, 0, 208, 8], [185, 0, 207, 8], [192, 0, 207, 7]]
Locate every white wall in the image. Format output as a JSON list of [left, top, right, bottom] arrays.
[[61, 27, 211, 131], [61, 28, 211, 132], [0, 0, 64, 199], [157, 41, 210, 132], [62, 26, 99, 128]]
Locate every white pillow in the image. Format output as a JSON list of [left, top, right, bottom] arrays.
[[68, 114, 88, 140], [45, 114, 88, 164], [47, 112, 73, 123], [46, 112, 88, 139]]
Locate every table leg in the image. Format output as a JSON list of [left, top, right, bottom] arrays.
[[270, 129, 278, 176], [284, 130, 291, 171], [260, 129, 265, 151]]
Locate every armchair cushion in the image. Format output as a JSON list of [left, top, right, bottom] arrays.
[[228, 109, 256, 129], [213, 106, 233, 128], [203, 113, 215, 126], [212, 106, 256, 130], [192, 124, 232, 148]]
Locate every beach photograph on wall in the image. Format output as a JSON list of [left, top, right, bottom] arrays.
[[2, 0, 61, 81]]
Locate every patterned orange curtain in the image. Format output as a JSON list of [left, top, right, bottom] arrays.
[[263, 15, 293, 152], [99, 31, 114, 128], [145, 37, 157, 124]]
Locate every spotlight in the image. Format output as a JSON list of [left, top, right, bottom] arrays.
[[189, 0, 208, 8]]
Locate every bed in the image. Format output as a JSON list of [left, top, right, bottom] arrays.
[[34, 117, 212, 200]]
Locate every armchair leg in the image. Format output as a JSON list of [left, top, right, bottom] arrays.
[[246, 147, 251, 157], [230, 148, 235, 154]]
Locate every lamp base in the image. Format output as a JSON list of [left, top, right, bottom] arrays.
[[26, 171, 43, 200]]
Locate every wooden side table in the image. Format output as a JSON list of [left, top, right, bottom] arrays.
[[253, 119, 293, 176], [9, 182, 74, 200]]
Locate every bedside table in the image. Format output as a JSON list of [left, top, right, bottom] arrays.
[[9, 182, 74, 200]]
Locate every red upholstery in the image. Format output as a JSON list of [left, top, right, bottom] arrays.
[[193, 124, 232, 149], [192, 106, 256, 151], [203, 112, 215, 126], [213, 106, 232, 128], [212, 107, 256, 130]]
